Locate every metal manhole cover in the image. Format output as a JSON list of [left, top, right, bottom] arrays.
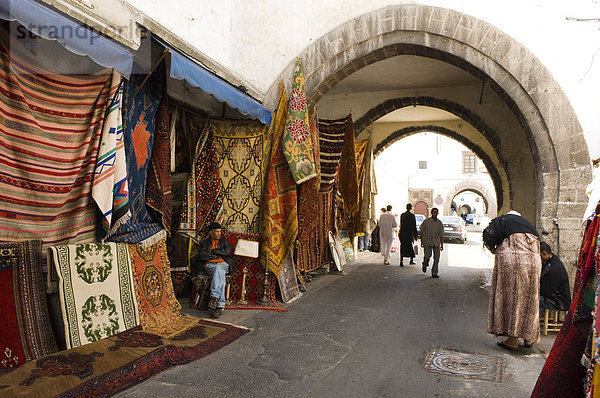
[[423, 348, 506, 382]]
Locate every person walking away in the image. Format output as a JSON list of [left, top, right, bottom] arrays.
[[484, 210, 541, 350], [379, 205, 397, 265], [399, 203, 419, 266], [369, 208, 386, 252], [419, 207, 444, 277], [539, 241, 571, 311]]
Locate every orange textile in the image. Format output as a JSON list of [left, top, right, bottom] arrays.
[[127, 239, 197, 337]]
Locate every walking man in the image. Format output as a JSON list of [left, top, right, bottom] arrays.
[[379, 205, 397, 265], [419, 207, 444, 278], [399, 203, 418, 266]]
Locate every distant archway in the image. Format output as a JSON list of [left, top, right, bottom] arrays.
[[444, 181, 497, 218]]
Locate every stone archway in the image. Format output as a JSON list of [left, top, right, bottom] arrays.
[[266, 4, 591, 263], [444, 181, 497, 218]]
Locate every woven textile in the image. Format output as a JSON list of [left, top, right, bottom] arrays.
[[50, 243, 139, 349], [0, 319, 249, 396], [282, 59, 317, 184], [0, 33, 120, 250], [297, 112, 322, 272], [261, 82, 298, 275], [211, 119, 268, 234], [338, 116, 359, 217], [0, 241, 57, 371], [277, 251, 302, 304], [108, 65, 164, 245], [128, 239, 197, 337], [145, 96, 172, 234], [92, 84, 131, 238], [318, 117, 350, 193], [178, 117, 223, 244]]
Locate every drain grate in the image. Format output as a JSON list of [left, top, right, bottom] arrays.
[[423, 348, 506, 382]]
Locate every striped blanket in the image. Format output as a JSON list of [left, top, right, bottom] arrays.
[[0, 32, 120, 249], [318, 117, 351, 193]]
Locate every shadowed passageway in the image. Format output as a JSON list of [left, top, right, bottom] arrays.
[[120, 240, 549, 397]]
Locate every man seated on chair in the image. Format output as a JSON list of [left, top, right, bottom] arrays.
[[191, 222, 235, 318], [539, 241, 571, 311]]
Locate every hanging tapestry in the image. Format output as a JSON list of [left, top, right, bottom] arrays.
[[0, 319, 249, 396], [127, 239, 197, 337], [211, 119, 268, 234], [297, 111, 322, 272], [355, 139, 368, 192], [92, 84, 131, 239], [282, 59, 317, 184], [0, 241, 58, 371], [261, 81, 298, 276], [145, 96, 172, 234], [50, 243, 139, 349], [277, 250, 302, 304], [178, 117, 223, 244], [318, 117, 350, 193], [0, 31, 120, 251], [338, 116, 359, 217], [108, 64, 165, 246]]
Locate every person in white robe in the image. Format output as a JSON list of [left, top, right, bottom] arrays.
[[379, 205, 397, 265]]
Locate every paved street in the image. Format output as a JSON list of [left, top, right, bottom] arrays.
[[120, 234, 554, 398]]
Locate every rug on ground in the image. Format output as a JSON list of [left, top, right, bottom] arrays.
[[50, 243, 139, 349], [0, 319, 249, 397], [0, 241, 58, 372]]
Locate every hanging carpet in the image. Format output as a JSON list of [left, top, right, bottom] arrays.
[[107, 64, 165, 245], [261, 81, 298, 276], [0, 241, 58, 372], [91, 84, 131, 238], [0, 30, 120, 251], [0, 319, 249, 397], [145, 95, 172, 234], [318, 117, 351, 193], [297, 111, 323, 272], [338, 116, 359, 217], [210, 119, 269, 234], [50, 243, 139, 349], [127, 239, 197, 337], [178, 115, 223, 244], [532, 203, 600, 397], [282, 59, 317, 184]]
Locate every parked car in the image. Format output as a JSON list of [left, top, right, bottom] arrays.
[[465, 214, 474, 225], [439, 216, 467, 243], [415, 214, 426, 232]]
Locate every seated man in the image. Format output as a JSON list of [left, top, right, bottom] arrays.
[[539, 242, 571, 311], [191, 222, 235, 318]]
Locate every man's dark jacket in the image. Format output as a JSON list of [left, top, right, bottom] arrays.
[[540, 254, 571, 310], [191, 237, 236, 276]]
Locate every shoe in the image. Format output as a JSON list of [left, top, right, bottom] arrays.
[[497, 341, 518, 351], [409, 260, 415, 265], [399, 263, 404, 267], [211, 308, 223, 318], [432, 274, 440, 278], [523, 341, 534, 348], [422, 263, 427, 273], [208, 297, 218, 311]]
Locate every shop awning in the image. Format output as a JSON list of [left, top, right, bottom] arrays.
[[0, 0, 133, 77], [159, 40, 271, 125]]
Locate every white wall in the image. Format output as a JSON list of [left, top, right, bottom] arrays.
[[122, 0, 600, 158], [374, 133, 494, 215]]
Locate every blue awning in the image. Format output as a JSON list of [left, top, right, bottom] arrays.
[[159, 40, 271, 125], [0, 0, 133, 77]]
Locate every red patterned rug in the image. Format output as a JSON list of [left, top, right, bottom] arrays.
[[0, 318, 249, 397]]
